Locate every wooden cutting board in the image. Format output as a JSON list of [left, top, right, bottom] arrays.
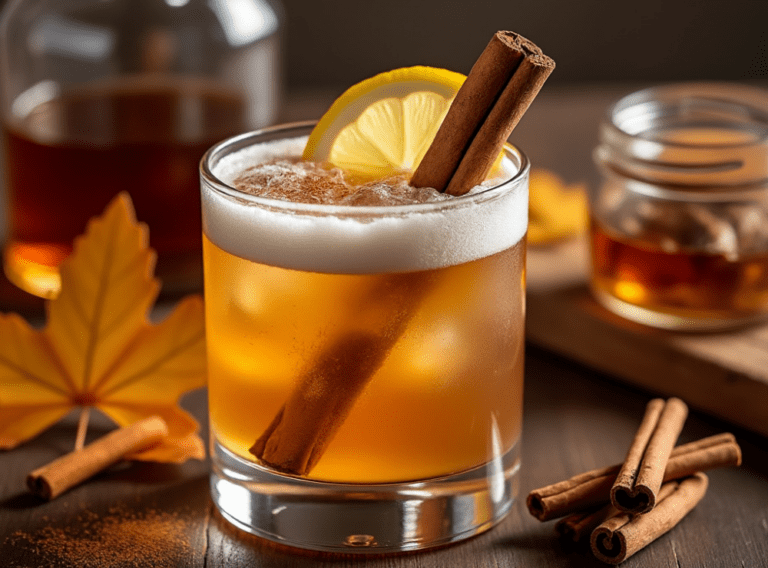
[[526, 236, 768, 437]]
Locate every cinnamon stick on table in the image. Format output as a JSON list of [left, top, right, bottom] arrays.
[[611, 398, 688, 514], [526, 432, 740, 521], [555, 502, 620, 544], [250, 31, 554, 476], [27, 416, 169, 500], [411, 31, 554, 196], [591, 473, 709, 565]]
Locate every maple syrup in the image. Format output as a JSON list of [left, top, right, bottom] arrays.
[[590, 219, 768, 324], [2, 77, 246, 298], [591, 83, 768, 329]]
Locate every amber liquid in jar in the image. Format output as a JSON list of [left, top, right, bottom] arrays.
[[590, 219, 768, 322], [593, 84, 768, 330], [3, 76, 245, 298]]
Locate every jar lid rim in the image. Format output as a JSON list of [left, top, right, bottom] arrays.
[[605, 82, 768, 146]]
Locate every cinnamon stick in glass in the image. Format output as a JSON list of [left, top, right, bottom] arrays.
[[611, 398, 688, 514], [250, 31, 554, 476], [250, 272, 433, 475], [591, 473, 709, 565], [527, 432, 740, 521], [27, 415, 168, 500], [411, 31, 554, 196]]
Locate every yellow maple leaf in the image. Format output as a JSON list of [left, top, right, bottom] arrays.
[[528, 169, 589, 245], [0, 193, 206, 462]]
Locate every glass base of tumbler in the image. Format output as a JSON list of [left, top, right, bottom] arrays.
[[210, 436, 520, 553]]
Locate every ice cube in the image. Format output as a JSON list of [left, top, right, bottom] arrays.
[[233, 159, 354, 204], [232, 159, 452, 206]]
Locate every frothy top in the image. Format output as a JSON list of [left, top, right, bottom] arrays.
[[202, 134, 528, 273]]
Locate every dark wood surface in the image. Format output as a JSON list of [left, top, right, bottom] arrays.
[[526, 236, 768, 438], [2, 86, 768, 567], [2, 350, 767, 567]]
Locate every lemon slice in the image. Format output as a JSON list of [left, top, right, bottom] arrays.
[[528, 169, 589, 245], [303, 66, 466, 181]]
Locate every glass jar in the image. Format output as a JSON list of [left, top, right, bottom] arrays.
[[591, 83, 768, 330], [0, 0, 282, 299]]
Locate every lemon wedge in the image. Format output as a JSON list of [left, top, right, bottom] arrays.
[[303, 66, 466, 181]]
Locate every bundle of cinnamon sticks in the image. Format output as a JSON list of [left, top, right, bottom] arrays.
[[526, 398, 742, 564]]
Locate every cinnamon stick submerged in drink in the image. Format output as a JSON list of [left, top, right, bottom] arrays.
[[250, 332, 390, 474], [250, 32, 554, 476], [250, 272, 433, 475], [411, 31, 554, 196]]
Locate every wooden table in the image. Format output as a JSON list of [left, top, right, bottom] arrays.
[[2, 86, 767, 567]]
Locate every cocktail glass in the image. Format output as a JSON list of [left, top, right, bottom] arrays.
[[200, 121, 529, 552]]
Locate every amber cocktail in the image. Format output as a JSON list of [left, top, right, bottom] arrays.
[[201, 123, 528, 552]]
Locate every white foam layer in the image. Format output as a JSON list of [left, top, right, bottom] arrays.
[[214, 137, 308, 185], [203, 136, 528, 273]]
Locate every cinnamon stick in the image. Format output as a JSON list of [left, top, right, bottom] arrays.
[[555, 503, 619, 544], [411, 31, 554, 195], [611, 398, 688, 514], [27, 416, 168, 500], [591, 473, 709, 564], [526, 432, 740, 521], [250, 272, 433, 475], [255, 31, 553, 476]]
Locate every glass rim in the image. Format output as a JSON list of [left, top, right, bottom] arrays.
[[595, 160, 768, 201], [200, 120, 530, 217], [596, 82, 768, 189], [603, 82, 768, 149]]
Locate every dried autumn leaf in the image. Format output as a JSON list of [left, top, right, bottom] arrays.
[[529, 169, 589, 245], [0, 193, 206, 462]]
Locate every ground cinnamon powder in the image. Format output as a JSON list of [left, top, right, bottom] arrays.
[[5, 506, 194, 567]]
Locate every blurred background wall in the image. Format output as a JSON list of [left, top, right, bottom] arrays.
[[2, 0, 763, 90], [278, 0, 766, 90]]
